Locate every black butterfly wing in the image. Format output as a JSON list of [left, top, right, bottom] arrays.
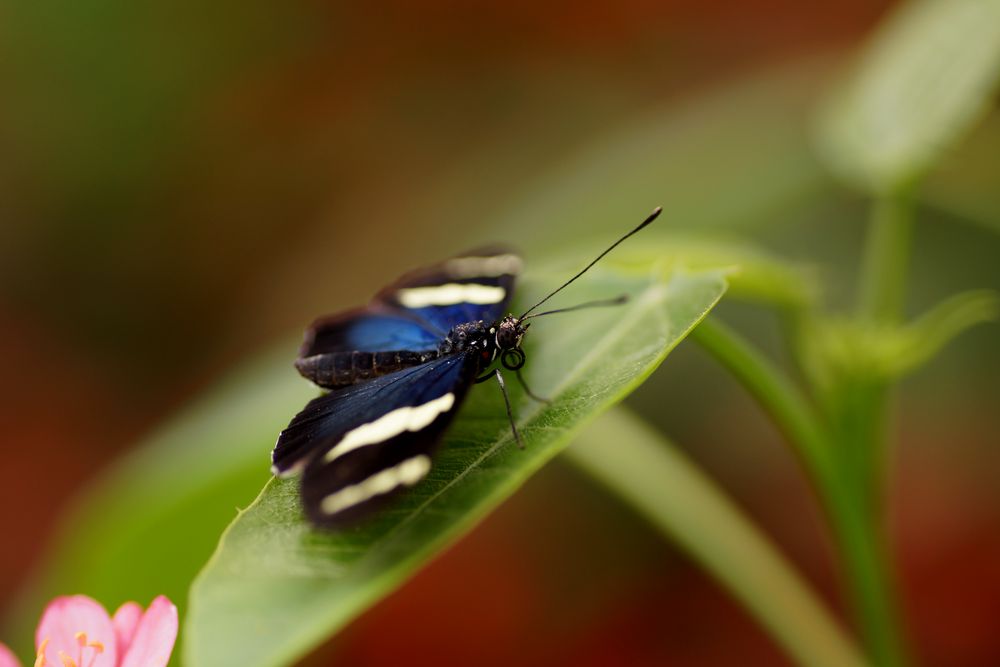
[[374, 246, 521, 333], [273, 352, 478, 528]]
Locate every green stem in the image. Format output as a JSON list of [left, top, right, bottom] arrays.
[[567, 408, 868, 667], [830, 380, 888, 513], [822, 378, 905, 667], [691, 316, 906, 667], [690, 317, 836, 489], [833, 189, 916, 666], [850, 190, 914, 503], [857, 190, 914, 325]]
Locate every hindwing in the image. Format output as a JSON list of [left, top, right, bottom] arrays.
[[273, 353, 477, 527]]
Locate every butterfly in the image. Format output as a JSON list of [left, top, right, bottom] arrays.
[[272, 207, 661, 528]]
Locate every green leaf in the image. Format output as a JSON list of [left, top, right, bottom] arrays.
[[817, 0, 1000, 192], [801, 290, 999, 390], [885, 289, 999, 374], [566, 407, 866, 667], [923, 110, 1000, 233], [185, 267, 727, 667]]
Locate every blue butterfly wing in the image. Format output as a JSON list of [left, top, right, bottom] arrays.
[[272, 352, 477, 527], [294, 306, 443, 390], [299, 306, 441, 357]]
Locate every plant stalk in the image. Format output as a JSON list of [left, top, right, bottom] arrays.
[[857, 189, 914, 325], [690, 317, 836, 492], [691, 316, 907, 667], [836, 189, 916, 667]]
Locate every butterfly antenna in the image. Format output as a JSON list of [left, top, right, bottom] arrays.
[[522, 295, 628, 320], [518, 206, 661, 319]]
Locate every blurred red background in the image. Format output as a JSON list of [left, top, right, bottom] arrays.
[[3, 1, 999, 665]]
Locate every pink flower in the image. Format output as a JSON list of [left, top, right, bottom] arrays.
[[0, 595, 177, 667]]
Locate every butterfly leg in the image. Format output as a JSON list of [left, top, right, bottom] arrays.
[[494, 369, 524, 449], [515, 368, 550, 403]]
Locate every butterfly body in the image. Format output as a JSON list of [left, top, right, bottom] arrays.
[[294, 349, 443, 389]]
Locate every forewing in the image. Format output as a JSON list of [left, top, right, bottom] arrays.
[[375, 246, 521, 331], [272, 353, 477, 527], [298, 248, 521, 364]]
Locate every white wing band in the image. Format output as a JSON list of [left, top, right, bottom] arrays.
[[444, 254, 522, 278], [320, 454, 432, 515], [323, 392, 456, 464], [396, 283, 506, 308]]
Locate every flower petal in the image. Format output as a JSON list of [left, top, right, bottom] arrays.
[[0, 643, 22, 667], [35, 596, 117, 667], [118, 597, 177, 667], [111, 603, 143, 656]]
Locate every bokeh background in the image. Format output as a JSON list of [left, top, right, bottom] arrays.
[[2, 1, 999, 665]]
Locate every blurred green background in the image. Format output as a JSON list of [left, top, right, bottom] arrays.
[[2, 1, 998, 665]]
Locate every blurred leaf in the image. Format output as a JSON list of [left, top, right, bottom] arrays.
[[567, 407, 866, 667], [817, 0, 1000, 192], [801, 290, 998, 389], [488, 59, 835, 246], [892, 290, 999, 373], [568, 234, 818, 308], [923, 110, 1000, 233], [184, 268, 727, 667]]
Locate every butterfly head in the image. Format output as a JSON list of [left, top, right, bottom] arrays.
[[494, 315, 529, 370], [495, 315, 528, 350]]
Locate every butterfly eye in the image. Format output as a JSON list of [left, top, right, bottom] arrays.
[[496, 327, 517, 349]]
